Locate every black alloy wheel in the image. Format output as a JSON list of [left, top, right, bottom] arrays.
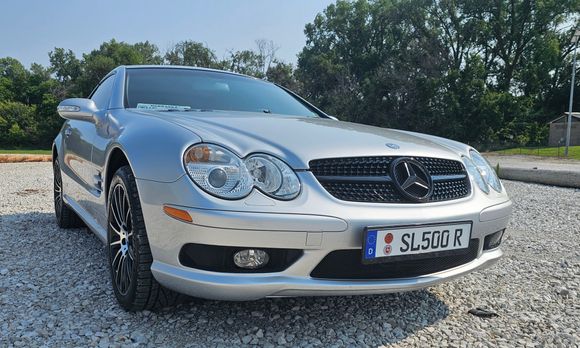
[[107, 166, 181, 311]]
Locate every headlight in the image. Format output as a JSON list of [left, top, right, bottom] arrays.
[[469, 150, 502, 192], [245, 154, 301, 199], [461, 150, 502, 194], [462, 155, 489, 194], [184, 144, 254, 199], [184, 144, 300, 200]]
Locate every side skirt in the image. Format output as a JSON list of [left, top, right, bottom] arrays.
[[63, 194, 107, 244]]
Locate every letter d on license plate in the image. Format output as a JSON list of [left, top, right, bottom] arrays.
[[363, 222, 472, 263]]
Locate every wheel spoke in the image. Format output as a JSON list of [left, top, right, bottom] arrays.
[[122, 255, 130, 292], [124, 256, 132, 289], [120, 187, 127, 224], [119, 254, 125, 274], [113, 187, 120, 223], [111, 188, 124, 229], [124, 208, 131, 229], [114, 255, 123, 287], [119, 256, 125, 292], [109, 222, 122, 237], [111, 207, 122, 231], [127, 245, 135, 261], [122, 193, 128, 222], [115, 187, 124, 226], [116, 255, 124, 280], [112, 248, 122, 270]]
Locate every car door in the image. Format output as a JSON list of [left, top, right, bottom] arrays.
[[61, 74, 116, 215]]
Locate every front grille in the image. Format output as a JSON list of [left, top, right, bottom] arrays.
[[310, 156, 470, 203], [310, 240, 479, 279]]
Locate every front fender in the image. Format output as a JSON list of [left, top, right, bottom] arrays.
[[52, 125, 65, 163], [96, 111, 202, 183]]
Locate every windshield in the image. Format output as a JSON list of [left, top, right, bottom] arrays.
[[124, 68, 318, 117]]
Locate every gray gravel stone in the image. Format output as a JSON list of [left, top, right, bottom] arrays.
[[0, 162, 579, 347]]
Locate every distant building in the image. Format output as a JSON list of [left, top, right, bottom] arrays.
[[548, 112, 580, 146]]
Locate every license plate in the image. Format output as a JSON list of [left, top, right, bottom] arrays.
[[362, 222, 472, 263]]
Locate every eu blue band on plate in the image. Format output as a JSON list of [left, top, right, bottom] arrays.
[[364, 230, 377, 260]]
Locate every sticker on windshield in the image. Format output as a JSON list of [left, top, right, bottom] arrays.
[[136, 103, 191, 111]]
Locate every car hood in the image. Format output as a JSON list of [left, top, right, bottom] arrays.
[[138, 110, 463, 169]]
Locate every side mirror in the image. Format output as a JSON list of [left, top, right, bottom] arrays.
[[57, 98, 98, 123], [327, 115, 339, 121]]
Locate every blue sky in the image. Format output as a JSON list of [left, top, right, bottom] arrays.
[[0, 0, 335, 68]]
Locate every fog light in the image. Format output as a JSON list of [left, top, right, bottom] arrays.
[[233, 249, 269, 269], [484, 229, 504, 250]]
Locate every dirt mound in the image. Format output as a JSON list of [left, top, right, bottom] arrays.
[[0, 154, 52, 163]]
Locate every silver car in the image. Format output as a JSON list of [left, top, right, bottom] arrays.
[[53, 65, 512, 311]]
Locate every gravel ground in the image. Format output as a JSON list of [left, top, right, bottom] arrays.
[[0, 162, 578, 347]]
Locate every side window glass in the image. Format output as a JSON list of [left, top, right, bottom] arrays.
[[90, 76, 116, 110]]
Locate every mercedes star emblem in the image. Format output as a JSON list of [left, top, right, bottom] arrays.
[[390, 157, 433, 202]]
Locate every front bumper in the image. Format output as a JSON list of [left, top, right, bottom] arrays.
[[151, 248, 502, 300], [136, 173, 512, 300]]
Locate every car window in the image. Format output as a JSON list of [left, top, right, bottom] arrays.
[[90, 75, 116, 110], [125, 68, 318, 117]]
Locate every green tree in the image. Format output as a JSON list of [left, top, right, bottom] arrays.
[[134, 41, 164, 65], [35, 93, 62, 147], [49, 48, 81, 86], [77, 39, 163, 96], [266, 61, 299, 89], [0, 57, 29, 103], [0, 101, 38, 146], [27, 63, 55, 105], [297, 0, 579, 145], [225, 50, 265, 77], [6, 123, 26, 145], [165, 41, 219, 68]]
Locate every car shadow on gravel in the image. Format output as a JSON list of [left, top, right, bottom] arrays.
[[170, 290, 449, 345], [0, 212, 449, 346]]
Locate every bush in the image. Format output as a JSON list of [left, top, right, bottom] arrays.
[[0, 101, 38, 146]]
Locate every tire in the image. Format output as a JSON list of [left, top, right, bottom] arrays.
[[53, 158, 84, 228], [107, 165, 181, 311]]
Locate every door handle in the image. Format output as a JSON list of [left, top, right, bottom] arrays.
[[65, 128, 72, 137]]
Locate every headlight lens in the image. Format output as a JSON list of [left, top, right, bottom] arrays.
[[184, 144, 300, 200], [462, 155, 489, 194], [461, 150, 502, 194], [184, 144, 253, 199], [469, 150, 502, 192]]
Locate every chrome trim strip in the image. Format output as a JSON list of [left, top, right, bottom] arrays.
[[315, 174, 466, 183]]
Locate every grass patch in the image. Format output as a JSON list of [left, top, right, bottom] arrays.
[[0, 148, 52, 155], [493, 146, 580, 160]]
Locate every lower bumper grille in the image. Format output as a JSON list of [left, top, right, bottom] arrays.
[[310, 240, 479, 279], [179, 244, 302, 273]]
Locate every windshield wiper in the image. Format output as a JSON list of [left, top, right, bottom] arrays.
[[162, 108, 214, 112]]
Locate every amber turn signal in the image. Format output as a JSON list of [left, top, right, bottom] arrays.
[[163, 205, 193, 223]]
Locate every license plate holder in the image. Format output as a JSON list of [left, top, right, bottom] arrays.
[[361, 221, 473, 264]]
